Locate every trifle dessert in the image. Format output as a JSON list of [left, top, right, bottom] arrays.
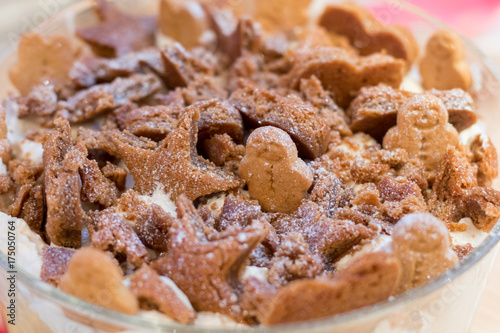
[[1, 0, 500, 329]]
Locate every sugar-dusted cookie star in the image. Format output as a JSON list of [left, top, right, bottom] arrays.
[[112, 101, 243, 199], [239, 126, 314, 214], [9, 33, 77, 95], [77, 0, 156, 58], [383, 94, 459, 171], [152, 195, 266, 322], [419, 30, 472, 90]]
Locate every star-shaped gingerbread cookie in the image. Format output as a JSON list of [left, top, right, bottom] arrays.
[[112, 102, 243, 199], [152, 195, 266, 322]]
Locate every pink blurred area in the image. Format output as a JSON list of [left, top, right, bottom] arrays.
[[410, 0, 500, 37]]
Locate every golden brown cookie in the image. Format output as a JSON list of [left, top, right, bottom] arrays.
[[383, 95, 459, 171], [158, 0, 211, 49], [59, 247, 139, 315], [319, 2, 418, 67], [258, 252, 401, 325], [9, 33, 77, 95], [391, 212, 458, 293], [286, 46, 405, 108], [254, 0, 312, 32], [419, 30, 472, 90], [239, 127, 313, 213]]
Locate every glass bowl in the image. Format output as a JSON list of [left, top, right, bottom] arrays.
[[1, 0, 500, 332]]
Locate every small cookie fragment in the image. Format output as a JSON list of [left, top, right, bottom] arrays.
[[9, 33, 77, 95], [158, 0, 211, 49], [429, 88, 476, 132], [41, 247, 75, 286], [286, 47, 405, 108], [59, 247, 139, 315], [230, 81, 330, 159], [383, 95, 459, 171], [89, 211, 149, 267], [76, 0, 156, 58], [113, 104, 242, 199], [135, 203, 174, 252], [419, 30, 472, 90], [239, 127, 313, 213], [463, 187, 500, 232], [258, 252, 401, 325], [152, 195, 266, 321], [80, 158, 119, 207], [254, 0, 312, 32], [196, 99, 244, 143], [129, 265, 196, 324], [391, 213, 458, 293], [470, 135, 498, 187], [319, 2, 418, 67]]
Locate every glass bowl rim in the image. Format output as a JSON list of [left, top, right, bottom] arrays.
[[1, 0, 500, 331]]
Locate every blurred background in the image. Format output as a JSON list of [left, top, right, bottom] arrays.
[[0, 0, 500, 332]]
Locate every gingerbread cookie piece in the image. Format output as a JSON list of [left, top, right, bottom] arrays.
[[76, 0, 156, 58], [121, 105, 177, 141], [129, 265, 196, 324], [41, 247, 75, 286], [230, 81, 330, 159], [286, 47, 405, 108], [196, 99, 244, 143], [113, 105, 242, 199], [152, 195, 266, 321], [9, 33, 77, 95], [43, 117, 87, 248], [8, 183, 45, 237], [463, 187, 500, 232], [428, 146, 478, 223], [239, 127, 313, 213], [89, 210, 149, 267], [158, 0, 211, 49], [254, 0, 312, 32], [258, 252, 401, 325], [59, 247, 139, 315], [419, 30, 472, 90], [319, 2, 418, 67], [135, 203, 174, 252], [470, 135, 498, 187], [80, 157, 119, 207], [202, 134, 245, 172], [383, 95, 459, 171], [161, 43, 212, 89], [391, 213, 458, 293], [348, 85, 476, 141]]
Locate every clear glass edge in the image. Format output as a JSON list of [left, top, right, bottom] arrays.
[[1, 0, 500, 331]]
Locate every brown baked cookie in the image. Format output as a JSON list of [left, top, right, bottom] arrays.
[[428, 146, 478, 223], [419, 30, 472, 90], [196, 99, 244, 143], [41, 247, 75, 286], [9, 33, 77, 96], [129, 265, 196, 324], [348, 85, 476, 142], [113, 104, 242, 199], [391, 213, 458, 293], [230, 81, 331, 159], [158, 0, 211, 49], [286, 47, 405, 108], [470, 135, 498, 187], [258, 251, 401, 325], [152, 195, 266, 322], [239, 127, 313, 213], [253, 0, 312, 32], [76, 0, 156, 58], [463, 187, 500, 232], [43, 118, 87, 248], [59, 247, 139, 315], [319, 2, 418, 67], [383, 95, 459, 172]]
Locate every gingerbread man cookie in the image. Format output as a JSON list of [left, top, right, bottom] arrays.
[[383, 94, 459, 171], [419, 30, 472, 90], [239, 126, 313, 213], [391, 213, 458, 293]]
